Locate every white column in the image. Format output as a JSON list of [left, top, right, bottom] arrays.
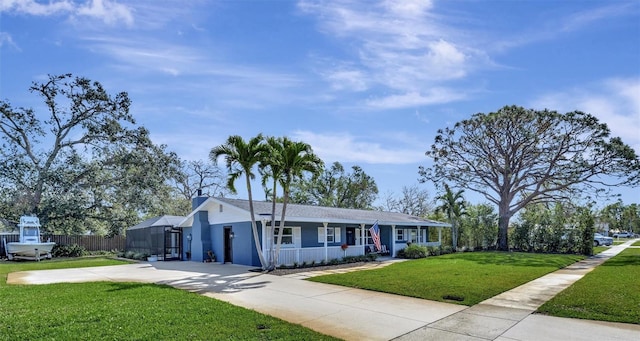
[[360, 223, 366, 254], [438, 226, 442, 245], [391, 224, 396, 257], [323, 222, 328, 262], [417, 226, 421, 244]]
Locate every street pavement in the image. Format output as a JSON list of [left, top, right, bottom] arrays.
[[7, 240, 640, 340]]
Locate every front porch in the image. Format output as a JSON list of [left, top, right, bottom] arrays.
[[270, 240, 443, 266]]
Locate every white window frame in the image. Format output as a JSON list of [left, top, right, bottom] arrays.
[[318, 227, 341, 244], [274, 227, 294, 246], [396, 229, 404, 241], [410, 229, 418, 243], [270, 226, 301, 248]]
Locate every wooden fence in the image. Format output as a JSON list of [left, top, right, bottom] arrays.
[[1, 234, 125, 256]]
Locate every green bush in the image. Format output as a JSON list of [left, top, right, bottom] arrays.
[[52, 244, 87, 257], [427, 246, 441, 256], [398, 244, 428, 259]]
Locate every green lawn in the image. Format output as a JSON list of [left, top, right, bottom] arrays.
[[0, 257, 338, 340], [537, 248, 640, 324], [633, 240, 640, 246], [309, 251, 583, 306], [593, 246, 609, 254]]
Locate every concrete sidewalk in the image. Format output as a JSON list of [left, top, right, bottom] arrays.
[[7, 240, 640, 340], [395, 239, 640, 340]]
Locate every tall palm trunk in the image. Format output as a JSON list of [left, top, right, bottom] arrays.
[[246, 176, 267, 269], [273, 185, 291, 267]]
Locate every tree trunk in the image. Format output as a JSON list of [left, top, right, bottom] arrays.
[[273, 187, 290, 267], [246, 176, 267, 269], [497, 202, 512, 251]]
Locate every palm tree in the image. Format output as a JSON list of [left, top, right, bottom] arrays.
[[261, 137, 323, 269], [436, 183, 466, 250], [210, 134, 269, 269], [259, 136, 285, 268]]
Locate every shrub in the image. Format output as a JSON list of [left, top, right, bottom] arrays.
[[427, 246, 441, 256], [399, 244, 428, 259], [52, 244, 87, 258], [440, 245, 454, 255]]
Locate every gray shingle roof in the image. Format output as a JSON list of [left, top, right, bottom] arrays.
[[216, 197, 449, 227]]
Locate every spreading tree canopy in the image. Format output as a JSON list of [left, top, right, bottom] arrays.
[[419, 105, 640, 250], [0, 74, 180, 235], [289, 161, 378, 209]]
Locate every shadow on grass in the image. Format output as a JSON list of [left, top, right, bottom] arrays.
[[106, 282, 175, 292]]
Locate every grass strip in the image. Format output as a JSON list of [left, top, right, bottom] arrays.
[[309, 251, 583, 306], [537, 248, 640, 324]]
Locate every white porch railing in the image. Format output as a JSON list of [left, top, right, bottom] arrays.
[[274, 246, 366, 266]]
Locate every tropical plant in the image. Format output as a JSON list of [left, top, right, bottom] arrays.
[[210, 134, 269, 269], [261, 137, 323, 269], [436, 184, 466, 250]]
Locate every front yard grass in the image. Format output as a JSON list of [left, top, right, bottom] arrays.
[[633, 240, 640, 246], [309, 251, 583, 306], [0, 257, 338, 340], [537, 247, 640, 324]]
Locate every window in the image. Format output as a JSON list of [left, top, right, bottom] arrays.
[[317, 227, 341, 243], [396, 229, 404, 241], [270, 226, 300, 248], [410, 229, 417, 243], [274, 227, 293, 245]]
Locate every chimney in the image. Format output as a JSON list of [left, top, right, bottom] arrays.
[[191, 189, 207, 210]]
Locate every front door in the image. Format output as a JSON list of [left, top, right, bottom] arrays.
[[346, 227, 356, 245], [224, 227, 233, 263]]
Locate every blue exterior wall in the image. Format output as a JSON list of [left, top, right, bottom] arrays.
[[182, 226, 193, 260], [191, 211, 211, 262], [209, 221, 262, 267]]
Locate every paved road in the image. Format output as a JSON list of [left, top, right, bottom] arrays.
[[7, 240, 640, 340]]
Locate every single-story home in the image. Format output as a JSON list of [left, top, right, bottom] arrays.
[[170, 196, 450, 267]]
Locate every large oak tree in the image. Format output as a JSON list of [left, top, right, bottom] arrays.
[[0, 74, 180, 235], [419, 105, 640, 250]]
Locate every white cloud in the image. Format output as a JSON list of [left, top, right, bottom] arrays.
[[0, 0, 134, 26], [530, 77, 640, 153], [366, 88, 467, 109], [0, 0, 73, 16], [298, 0, 490, 109], [291, 130, 426, 164], [76, 0, 134, 26], [0, 32, 20, 50]]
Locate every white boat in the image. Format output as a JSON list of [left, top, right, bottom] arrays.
[[4, 216, 55, 261]]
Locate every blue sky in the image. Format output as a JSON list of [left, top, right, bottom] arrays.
[[1, 0, 639, 206]]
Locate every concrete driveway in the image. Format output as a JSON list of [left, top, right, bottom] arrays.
[[7, 261, 466, 341]]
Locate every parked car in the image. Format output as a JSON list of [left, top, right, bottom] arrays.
[[594, 233, 613, 246], [612, 232, 634, 238]]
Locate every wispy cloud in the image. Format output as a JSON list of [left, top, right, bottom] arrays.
[[0, 0, 74, 16], [0, 0, 134, 26], [0, 32, 20, 50], [530, 77, 640, 153], [291, 130, 426, 164], [491, 2, 638, 52], [298, 0, 489, 109]]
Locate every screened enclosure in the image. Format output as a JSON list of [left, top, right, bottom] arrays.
[[126, 216, 184, 261]]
